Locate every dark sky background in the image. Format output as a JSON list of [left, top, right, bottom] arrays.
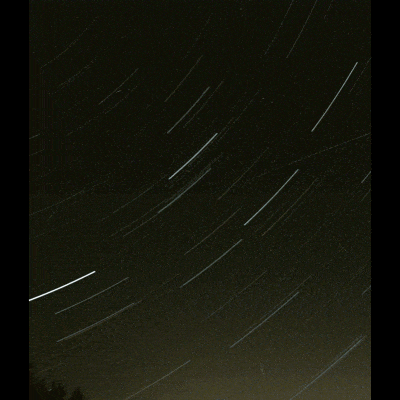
[[29, 1, 371, 399]]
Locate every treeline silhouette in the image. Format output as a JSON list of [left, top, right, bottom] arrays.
[[29, 364, 87, 400]]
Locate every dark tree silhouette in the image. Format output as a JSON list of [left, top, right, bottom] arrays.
[[48, 382, 67, 400], [69, 388, 85, 400], [29, 365, 89, 400], [29, 363, 50, 400]]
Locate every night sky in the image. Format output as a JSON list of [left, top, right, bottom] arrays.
[[29, 1, 371, 399]]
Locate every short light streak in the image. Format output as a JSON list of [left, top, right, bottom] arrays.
[[29, 271, 96, 302]]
